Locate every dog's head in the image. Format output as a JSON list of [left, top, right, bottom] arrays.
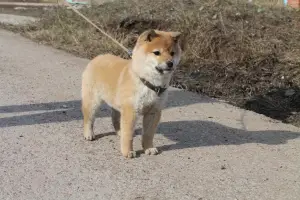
[[131, 29, 183, 79]]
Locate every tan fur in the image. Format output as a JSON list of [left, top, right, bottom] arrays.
[[81, 29, 182, 158]]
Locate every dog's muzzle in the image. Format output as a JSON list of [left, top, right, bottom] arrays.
[[155, 61, 174, 74]]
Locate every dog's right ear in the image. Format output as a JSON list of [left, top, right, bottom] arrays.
[[140, 29, 158, 42]]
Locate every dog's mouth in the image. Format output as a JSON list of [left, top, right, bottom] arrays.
[[155, 66, 173, 74]]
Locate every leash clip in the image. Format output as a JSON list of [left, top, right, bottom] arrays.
[[127, 49, 133, 58]]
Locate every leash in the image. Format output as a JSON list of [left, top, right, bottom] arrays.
[[64, 1, 132, 57]]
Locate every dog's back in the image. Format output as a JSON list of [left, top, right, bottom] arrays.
[[82, 54, 130, 108]]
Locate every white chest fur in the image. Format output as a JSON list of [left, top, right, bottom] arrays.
[[134, 84, 168, 113]]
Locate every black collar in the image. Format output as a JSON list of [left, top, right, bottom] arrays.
[[140, 77, 168, 96]]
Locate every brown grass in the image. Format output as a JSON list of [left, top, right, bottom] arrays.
[[5, 0, 300, 125]]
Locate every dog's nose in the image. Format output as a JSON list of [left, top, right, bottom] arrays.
[[166, 61, 173, 69]]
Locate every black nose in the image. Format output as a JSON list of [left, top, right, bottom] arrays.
[[166, 61, 173, 69]]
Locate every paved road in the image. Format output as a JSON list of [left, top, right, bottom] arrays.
[[0, 29, 300, 200], [0, 14, 36, 25]]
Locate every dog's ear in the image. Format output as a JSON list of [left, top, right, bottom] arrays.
[[171, 32, 181, 42], [171, 32, 185, 51], [140, 29, 158, 42]]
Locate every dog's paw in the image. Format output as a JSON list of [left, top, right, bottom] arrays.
[[84, 133, 95, 141], [145, 148, 159, 155], [125, 151, 137, 159]]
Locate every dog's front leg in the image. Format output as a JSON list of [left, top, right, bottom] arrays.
[[142, 108, 161, 155], [120, 105, 137, 158]]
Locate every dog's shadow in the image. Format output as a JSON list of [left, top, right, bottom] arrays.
[[155, 120, 300, 151], [99, 120, 299, 152]]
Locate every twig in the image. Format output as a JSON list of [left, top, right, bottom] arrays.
[[219, 11, 227, 35]]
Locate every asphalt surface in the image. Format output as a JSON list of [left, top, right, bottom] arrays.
[[0, 14, 36, 25], [0, 29, 300, 200]]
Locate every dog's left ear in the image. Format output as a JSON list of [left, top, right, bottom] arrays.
[[171, 32, 181, 42], [171, 32, 185, 51]]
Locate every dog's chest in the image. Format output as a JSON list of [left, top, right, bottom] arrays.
[[134, 85, 166, 113]]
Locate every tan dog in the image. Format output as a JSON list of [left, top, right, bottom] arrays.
[[81, 29, 182, 158]]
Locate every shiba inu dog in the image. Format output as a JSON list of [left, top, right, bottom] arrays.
[[81, 29, 183, 158]]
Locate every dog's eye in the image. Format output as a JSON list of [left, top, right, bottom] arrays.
[[170, 52, 175, 56], [153, 51, 161, 56]]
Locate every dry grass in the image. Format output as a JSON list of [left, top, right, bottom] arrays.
[[6, 0, 300, 125], [254, 0, 284, 6]]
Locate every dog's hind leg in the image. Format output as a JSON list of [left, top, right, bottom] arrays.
[[81, 89, 102, 141]]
